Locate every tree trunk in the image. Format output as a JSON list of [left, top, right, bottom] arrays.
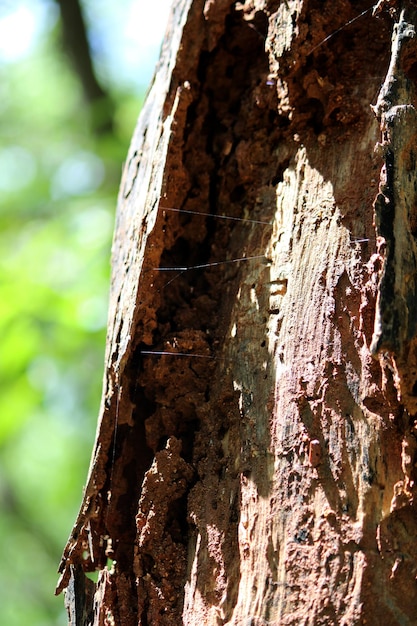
[[57, 1, 417, 624]]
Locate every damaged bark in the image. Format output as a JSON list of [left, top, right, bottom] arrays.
[[57, 1, 417, 624]]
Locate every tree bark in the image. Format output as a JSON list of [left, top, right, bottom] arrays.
[[57, 1, 417, 624]]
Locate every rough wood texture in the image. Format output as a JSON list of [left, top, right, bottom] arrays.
[[57, 1, 417, 624]]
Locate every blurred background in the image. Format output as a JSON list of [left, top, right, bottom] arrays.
[[0, 0, 171, 623]]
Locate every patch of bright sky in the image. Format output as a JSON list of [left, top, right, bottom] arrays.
[[0, 0, 173, 91], [0, 146, 37, 192], [0, 0, 58, 63], [83, 0, 173, 89]]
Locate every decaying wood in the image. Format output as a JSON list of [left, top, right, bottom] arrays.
[[57, 1, 417, 624], [64, 565, 95, 626]]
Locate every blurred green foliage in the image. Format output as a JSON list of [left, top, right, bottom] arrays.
[[0, 1, 157, 623]]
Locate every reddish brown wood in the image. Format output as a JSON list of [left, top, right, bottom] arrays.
[[58, 2, 417, 624]]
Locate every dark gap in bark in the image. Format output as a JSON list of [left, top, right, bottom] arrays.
[[277, 0, 391, 139], [271, 158, 290, 186], [129, 4, 284, 620], [165, 491, 191, 542]]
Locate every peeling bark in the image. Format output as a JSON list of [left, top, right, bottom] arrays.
[[57, 1, 417, 624]]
